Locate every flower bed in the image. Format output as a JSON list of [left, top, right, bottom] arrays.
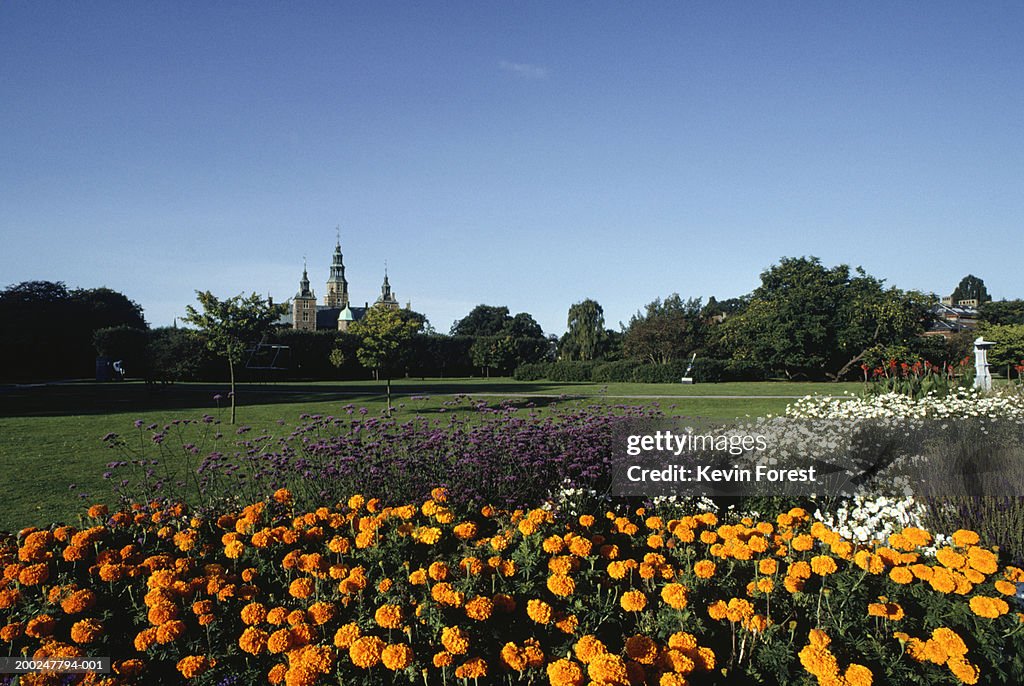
[[2, 491, 1023, 685]]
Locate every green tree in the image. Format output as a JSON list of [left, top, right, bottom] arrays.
[[560, 299, 606, 361], [450, 305, 511, 336], [337, 306, 422, 415], [623, 294, 705, 365], [146, 327, 207, 384], [721, 257, 932, 380], [979, 299, 1024, 326], [982, 324, 1024, 376], [182, 291, 285, 423], [950, 274, 991, 304]]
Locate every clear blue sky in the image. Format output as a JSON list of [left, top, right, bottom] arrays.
[[2, 2, 1021, 335]]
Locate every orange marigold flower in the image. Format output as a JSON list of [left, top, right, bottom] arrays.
[[134, 627, 158, 652], [969, 595, 1009, 619], [239, 626, 269, 655], [381, 643, 414, 671], [441, 626, 470, 655], [18, 563, 50, 586], [573, 634, 606, 664], [332, 622, 361, 649], [947, 656, 980, 685], [951, 529, 980, 547], [176, 655, 213, 679], [428, 561, 449, 581], [661, 583, 688, 610], [936, 547, 967, 570], [995, 580, 1017, 596], [267, 628, 293, 653], [810, 555, 838, 576], [154, 620, 184, 644], [527, 598, 553, 624], [433, 651, 454, 667], [587, 653, 627, 684], [289, 577, 314, 599], [966, 547, 998, 575], [547, 574, 576, 597], [707, 600, 728, 621], [929, 568, 957, 594], [464, 595, 494, 621], [374, 604, 403, 629], [148, 602, 178, 626], [69, 618, 103, 644], [868, 602, 904, 621], [241, 602, 267, 625], [625, 634, 658, 664], [454, 657, 488, 679], [693, 560, 716, 579], [844, 663, 873, 686], [791, 534, 814, 552], [350, 635, 385, 669], [620, 589, 647, 612], [61, 589, 97, 615], [547, 658, 585, 686], [889, 566, 914, 585], [307, 601, 336, 625]]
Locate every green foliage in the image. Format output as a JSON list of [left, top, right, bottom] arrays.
[[512, 362, 551, 381], [0, 280, 147, 381], [345, 307, 422, 374], [450, 304, 513, 336], [982, 324, 1024, 375], [721, 257, 932, 380], [561, 298, 607, 361], [340, 306, 423, 414], [592, 360, 640, 383], [950, 273, 991, 304], [182, 291, 286, 422], [979, 299, 1024, 326], [145, 327, 209, 383], [545, 360, 596, 382], [623, 293, 705, 365]]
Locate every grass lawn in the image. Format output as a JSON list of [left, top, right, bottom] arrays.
[[0, 378, 862, 532]]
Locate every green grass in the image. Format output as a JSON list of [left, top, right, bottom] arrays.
[[0, 378, 860, 532]]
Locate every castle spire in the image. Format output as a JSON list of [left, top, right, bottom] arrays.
[[325, 229, 349, 308]]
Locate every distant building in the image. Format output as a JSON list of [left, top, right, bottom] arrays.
[[925, 303, 979, 338], [284, 234, 405, 331]]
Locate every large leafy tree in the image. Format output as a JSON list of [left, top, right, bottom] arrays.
[[182, 291, 285, 423], [338, 306, 423, 415], [450, 305, 512, 337], [560, 299, 606, 361], [0, 281, 147, 381], [623, 294, 705, 365], [721, 257, 932, 380], [950, 274, 991, 305], [979, 300, 1024, 326], [451, 304, 548, 374]]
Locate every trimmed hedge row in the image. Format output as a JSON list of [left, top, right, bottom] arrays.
[[513, 358, 767, 383]]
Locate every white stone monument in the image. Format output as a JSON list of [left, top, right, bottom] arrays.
[[973, 337, 995, 392]]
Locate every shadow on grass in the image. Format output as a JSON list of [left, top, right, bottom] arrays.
[[0, 380, 582, 418]]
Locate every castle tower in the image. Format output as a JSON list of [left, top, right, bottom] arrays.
[[375, 268, 399, 310], [324, 229, 349, 308], [293, 262, 317, 331]]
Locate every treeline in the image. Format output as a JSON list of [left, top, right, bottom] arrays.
[[4, 259, 1024, 384], [543, 259, 1024, 382]]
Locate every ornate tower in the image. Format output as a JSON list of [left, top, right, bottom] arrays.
[[324, 229, 349, 308], [292, 262, 317, 331], [375, 268, 399, 310]]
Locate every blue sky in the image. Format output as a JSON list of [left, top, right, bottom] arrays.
[[2, 3, 1022, 335]]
